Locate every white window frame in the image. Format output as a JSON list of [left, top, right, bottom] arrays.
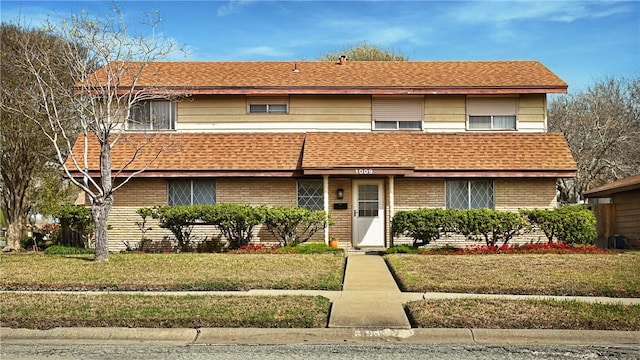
[[247, 96, 289, 114], [466, 97, 517, 131], [127, 100, 176, 130], [167, 179, 216, 206], [467, 115, 517, 130], [445, 180, 494, 209]]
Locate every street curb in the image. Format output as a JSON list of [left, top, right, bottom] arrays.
[[0, 327, 197, 343], [3, 327, 639, 346]]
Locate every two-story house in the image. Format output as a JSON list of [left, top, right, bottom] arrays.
[[70, 60, 576, 251]]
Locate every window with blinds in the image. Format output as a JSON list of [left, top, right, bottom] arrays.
[[466, 97, 517, 130], [247, 96, 289, 114], [372, 96, 423, 130]]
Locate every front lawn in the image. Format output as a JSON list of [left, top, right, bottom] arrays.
[[0, 293, 330, 329], [406, 299, 640, 331], [0, 253, 345, 291], [385, 252, 640, 297]]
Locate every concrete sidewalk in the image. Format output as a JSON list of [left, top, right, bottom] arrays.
[[328, 253, 411, 328]]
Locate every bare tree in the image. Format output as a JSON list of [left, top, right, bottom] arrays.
[[1, 23, 78, 250], [8, 8, 183, 260], [549, 77, 640, 202], [317, 41, 408, 61]]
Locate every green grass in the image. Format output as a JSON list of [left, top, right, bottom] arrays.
[[0, 253, 345, 291], [406, 299, 640, 330], [0, 293, 330, 329], [385, 252, 640, 297]]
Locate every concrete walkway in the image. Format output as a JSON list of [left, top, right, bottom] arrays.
[[328, 253, 411, 329]]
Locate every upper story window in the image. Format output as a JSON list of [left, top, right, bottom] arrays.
[[466, 97, 517, 130], [248, 96, 288, 114], [128, 100, 176, 130], [372, 96, 423, 130]]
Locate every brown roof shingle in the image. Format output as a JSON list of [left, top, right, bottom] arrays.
[[583, 174, 640, 197], [68, 132, 575, 178], [87, 61, 567, 95], [67, 133, 305, 175], [302, 132, 576, 174]]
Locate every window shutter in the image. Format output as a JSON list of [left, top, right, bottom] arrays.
[[467, 97, 517, 116], [373, 97, 423, 122]]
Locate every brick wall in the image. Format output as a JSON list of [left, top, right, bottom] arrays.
[[329, 178, 352, 247], [495, 178, 557, 210], [394, 178, 445, 210], [113, 179, 167, 207], [217, 178, 296, 206]]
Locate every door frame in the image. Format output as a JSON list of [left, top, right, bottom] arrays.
[[351, 179, 385, 248]]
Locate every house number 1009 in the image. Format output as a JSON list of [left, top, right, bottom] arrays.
[[355, 169, 374, 175]]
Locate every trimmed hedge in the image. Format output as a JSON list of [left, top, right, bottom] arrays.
[[393, 206, 597, 247], [140, 204, 327, 250]]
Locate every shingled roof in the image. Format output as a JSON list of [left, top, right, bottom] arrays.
[[67, 132, 576, 178], [87, 61, 567, 95], [583, 174, 640, 197]]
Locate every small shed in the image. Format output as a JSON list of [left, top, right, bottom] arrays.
[[583, 174, 640, 249]]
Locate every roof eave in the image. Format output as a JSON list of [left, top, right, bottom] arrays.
[[118, 86, 568, 96], [583, 183, 640, 198]]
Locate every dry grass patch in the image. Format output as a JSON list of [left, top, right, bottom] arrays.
[[0, 293, 330, 329], [406, 299, 640, 330], [385, 253, 640, 297], [0, 253, 344, 291]]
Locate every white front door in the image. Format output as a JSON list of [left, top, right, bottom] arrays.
[[352, 180, 385, 247]]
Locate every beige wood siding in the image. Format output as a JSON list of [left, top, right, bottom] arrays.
[[424, 95, 467, 132], [517, 94, 546, 131], [176, 94, 371, 131], [613, 190, 640, 246]]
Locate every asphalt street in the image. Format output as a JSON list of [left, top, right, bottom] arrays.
[[2, 343, 639, 360]]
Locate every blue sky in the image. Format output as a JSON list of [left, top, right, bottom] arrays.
[[1, 0, 638, 93]]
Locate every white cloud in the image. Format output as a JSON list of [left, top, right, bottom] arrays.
[[453, 1, 632, 24], [217, 0, 255, 17]]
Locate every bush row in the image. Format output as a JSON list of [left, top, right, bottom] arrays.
[[138, 204, 327, 251], [392, 206, 596, 247]]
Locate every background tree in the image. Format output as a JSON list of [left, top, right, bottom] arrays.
[[317, 41, 408, 61], [0, 24, 77, 250], [7, 8, 182, 261], [549, 77, 640, 202]]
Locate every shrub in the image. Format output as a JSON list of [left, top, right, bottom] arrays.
[[44, 245, 95, 255], [392, 208, 458, 246], [520, 209, 561, 243], [521, 205, 597, 245], [457, 209, 528, 247], [555, 205, 597, 245], [54, 204, 93, 248], [262, 206, 327, 246], [200, 204, 265, 250], [149, 205, 205, 251]]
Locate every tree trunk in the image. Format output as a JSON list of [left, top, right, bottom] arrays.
[[91, 195, 113, 262], [5, 217, 26, 250]]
